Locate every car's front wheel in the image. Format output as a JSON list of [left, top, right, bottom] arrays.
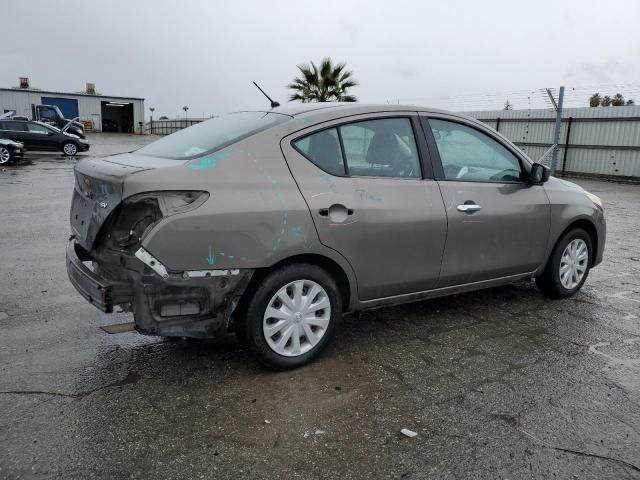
[[536, 228, 592, 299], [242, 264, 342, 370], [62, 142, 78, 156], [0, 146, 11, 165]]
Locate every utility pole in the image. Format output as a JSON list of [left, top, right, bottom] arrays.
[[546, 86, 565, 176]]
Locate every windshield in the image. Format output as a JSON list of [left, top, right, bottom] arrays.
[[137, 111, 290, 159]]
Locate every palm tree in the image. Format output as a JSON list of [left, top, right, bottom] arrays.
[[287, 58, 358, 103], [589, 93, 602, 107]]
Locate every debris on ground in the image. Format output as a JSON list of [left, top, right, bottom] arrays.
[[401, 429, 418, 438]]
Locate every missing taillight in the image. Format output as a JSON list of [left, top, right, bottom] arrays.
[[103, 191, 208, 251]]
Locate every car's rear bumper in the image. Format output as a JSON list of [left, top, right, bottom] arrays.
[[66, 237, 254, 337], [66, 238, 132, 313]]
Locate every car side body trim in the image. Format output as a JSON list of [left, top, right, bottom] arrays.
[[356, 271, 534, 310]]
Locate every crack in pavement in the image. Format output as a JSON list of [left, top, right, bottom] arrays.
[[518, 429, 640, 473], [0, 372, 141, 400]]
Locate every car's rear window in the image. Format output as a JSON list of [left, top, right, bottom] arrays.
[[137, 111, 290, 159]]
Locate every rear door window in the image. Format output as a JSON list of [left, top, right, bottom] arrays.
[[2, 121, 27, 132], [340, 118, 420, 178], [293, 128, 346, 176]]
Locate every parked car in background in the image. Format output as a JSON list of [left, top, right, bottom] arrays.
[[0, 119, 89, 156], [66, 104, 606, 370], [30, 104, 86, 138], [102, 119, 119, 132], [0, 138, 25, 164]]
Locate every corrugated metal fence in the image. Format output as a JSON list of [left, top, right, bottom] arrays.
[[463, 106, 640, 179]]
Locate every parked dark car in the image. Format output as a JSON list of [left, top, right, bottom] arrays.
[[66, 103, 605, 370], [0, 138, 25, 164], [102, 119, 119, 132], [0, 120, 89, 156]]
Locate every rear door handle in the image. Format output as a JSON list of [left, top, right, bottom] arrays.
[[457, 203, 482, 213], [319, 207, 354, 216]]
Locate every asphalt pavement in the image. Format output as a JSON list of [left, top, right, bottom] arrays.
[[0, 134, 639, 479]]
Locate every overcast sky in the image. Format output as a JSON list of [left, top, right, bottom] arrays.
[[3, 0, 639, 117]]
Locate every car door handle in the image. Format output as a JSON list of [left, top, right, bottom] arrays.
[[319, 206, 354, 216], [457, 203, 482, 213]]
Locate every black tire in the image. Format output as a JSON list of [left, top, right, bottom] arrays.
[[242, 263, 342, 370], [0, 146, 11, 165], [536, 228, 592, 299], [62, 141, 78, 156]]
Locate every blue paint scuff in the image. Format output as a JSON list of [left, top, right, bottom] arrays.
[[319, 172, 337, 192], [190, 150, 231, 170], [356, 188, 383, 202], [207, 245, 215, 265]]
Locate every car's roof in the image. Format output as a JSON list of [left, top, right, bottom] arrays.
[[270, 102, 452, 117]]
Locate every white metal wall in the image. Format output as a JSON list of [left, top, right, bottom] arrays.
[[462, 106, 640, 179], [0, 89, 145, 133]]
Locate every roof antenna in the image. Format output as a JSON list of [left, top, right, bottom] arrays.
[[253, 81, 280, 108]]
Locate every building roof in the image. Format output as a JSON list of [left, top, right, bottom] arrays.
[[0, 87, 144, 101]]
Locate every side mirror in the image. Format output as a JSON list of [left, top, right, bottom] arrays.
[[530, 162, 550, 184]]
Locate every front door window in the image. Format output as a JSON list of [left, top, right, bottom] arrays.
[[429, 119, 524, 182]]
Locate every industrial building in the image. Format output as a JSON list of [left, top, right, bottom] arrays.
[[0, 78, 144, 133]]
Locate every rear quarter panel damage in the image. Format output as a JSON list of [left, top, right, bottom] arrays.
[[128, 131, 357, 302]]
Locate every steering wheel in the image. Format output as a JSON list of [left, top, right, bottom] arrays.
[[490, 169, 521, 182], [456, 166, 469, 179]]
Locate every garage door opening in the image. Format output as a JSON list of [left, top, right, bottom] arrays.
[[101, 101, 134, 133]]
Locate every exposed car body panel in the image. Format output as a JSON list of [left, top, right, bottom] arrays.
[[71, 157, 148, 250]]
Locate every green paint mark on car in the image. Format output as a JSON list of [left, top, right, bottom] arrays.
[[190, 150, 231, 170]]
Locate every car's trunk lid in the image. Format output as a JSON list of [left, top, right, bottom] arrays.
[[70, 153, 186, 250]]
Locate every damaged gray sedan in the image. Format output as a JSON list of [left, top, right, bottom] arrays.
[[67, 103, 606, 369]]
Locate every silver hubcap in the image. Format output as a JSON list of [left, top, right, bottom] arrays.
[[0, 148, 9, 164], [263, 279, 331, 357], [559, 238, 588, 289], [64, 143, 76, 155]]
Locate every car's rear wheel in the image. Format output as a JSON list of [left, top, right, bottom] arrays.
[[242, 263, 342, 370], [0, 147, 11, 165], [536, 228, 592, 299], [62, 142, 78, 156]]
